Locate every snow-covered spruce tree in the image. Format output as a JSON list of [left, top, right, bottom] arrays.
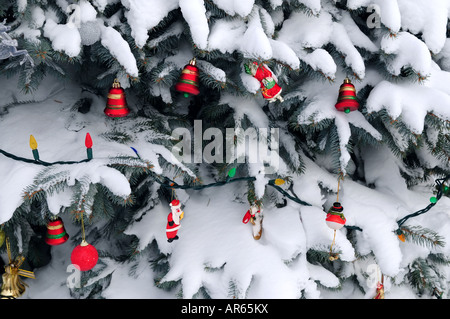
[[0, 0, 449, 299]]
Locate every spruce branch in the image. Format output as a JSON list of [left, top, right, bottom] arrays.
[[399, 225, 445, 248]]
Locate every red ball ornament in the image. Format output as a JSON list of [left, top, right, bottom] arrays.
[[71, 240, 98, 271], [335, 78, 359, 113]]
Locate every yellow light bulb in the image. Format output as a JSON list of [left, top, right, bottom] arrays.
[[274, 178, 285, 186], [29, 135, 38, 150]]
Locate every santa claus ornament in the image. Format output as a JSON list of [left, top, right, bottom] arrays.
[[373, 275, 385, 299], [166, 199, 185, 243], [242, 205, 263, 240], [244, 62, 284, 103]]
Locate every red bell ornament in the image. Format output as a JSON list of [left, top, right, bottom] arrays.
[[45, 217, 69, 246], [71, 240, 98, 271], [104, 79, 130, 118], [335, 78, 359, 113], [175, 58, 200, 97]]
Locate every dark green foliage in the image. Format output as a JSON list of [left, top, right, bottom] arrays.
[[0, 0, 449, 300]]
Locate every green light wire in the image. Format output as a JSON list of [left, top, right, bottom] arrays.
[[0, 145, 447, 235]]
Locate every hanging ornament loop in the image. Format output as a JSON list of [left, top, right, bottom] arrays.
[[112, 78, 121, 89]]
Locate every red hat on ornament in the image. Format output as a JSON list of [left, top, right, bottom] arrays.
[[170, 199, 180, 207]]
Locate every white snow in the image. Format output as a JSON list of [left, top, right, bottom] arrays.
[[381, 31, 432, 77], [196, 60, 226, 83], [366, 78, 450, 134], [99, 25, 139, 77], [43, 18, 82, 57], [179, 0, 209, 50], [17, 0, 27, 12], [3, 0, 450, 301], [330, 22, 366, 79], [347, 0, 401, 32], [219, 93, 269, 129], [211, 0, 255, 17], [78, 0, 98, 23], [208, 18, 246, 54], [277, 11, 333, 49], [339, 11, 378, 53], [397, 0, 449, 54], [240, 9, 272, 60], [122, 0, 179, 48]]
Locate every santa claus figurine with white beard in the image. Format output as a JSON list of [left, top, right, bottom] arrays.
[[242, 204, 263, 240], [166, 199, 184, 243]]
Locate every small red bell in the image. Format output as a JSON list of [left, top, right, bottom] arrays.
[[335, 78, 359, 113], [45, 217, 69, 246], [175, 58, 200, 97], [104, 79, 130, 118]]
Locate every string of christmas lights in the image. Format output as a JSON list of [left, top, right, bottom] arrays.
[[0, 133, 94, 166], [0, 138, 447, 235]]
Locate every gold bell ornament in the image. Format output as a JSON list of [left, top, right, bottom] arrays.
[[1, 238, 35, 299]]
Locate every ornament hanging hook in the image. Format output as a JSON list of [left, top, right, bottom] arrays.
[[336, 172, 345, 202], [329, 230, 338, 261], [112, 78, 121, 89], [80, 211, 86, 243]]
